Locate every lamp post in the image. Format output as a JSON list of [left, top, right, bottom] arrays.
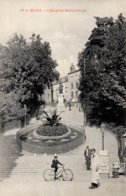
[[100, 123, 105, 150], [24, 104, 27, 127]]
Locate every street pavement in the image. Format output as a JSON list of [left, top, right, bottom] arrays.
[[0, 106, 126, 196]]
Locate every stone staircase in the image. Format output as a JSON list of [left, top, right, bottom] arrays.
[[1, 143, 118, 183], [0, 144, 91, 183]]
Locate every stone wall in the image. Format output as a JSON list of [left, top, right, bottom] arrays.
[[0, 119, 22, 133]]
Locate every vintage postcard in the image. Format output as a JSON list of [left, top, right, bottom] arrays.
[[0, 0, 126, 195]]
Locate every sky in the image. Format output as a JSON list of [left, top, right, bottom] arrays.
[[0, 0, 126, 76]]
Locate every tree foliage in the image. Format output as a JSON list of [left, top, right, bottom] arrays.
[[78, 14, 126, 127], [0, 92, 25, 121], [0, 33, 59, 117]]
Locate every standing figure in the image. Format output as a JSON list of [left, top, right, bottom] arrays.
[[78, 101, 82, 112], [84, 146, 91, 170], [68, 99, 72, 111], [63, 98, 66, 106], [89, 149, 100, 189]]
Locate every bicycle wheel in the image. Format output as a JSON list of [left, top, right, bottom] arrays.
[[62, 169, 73, 181], [43, 169, 54, 181]]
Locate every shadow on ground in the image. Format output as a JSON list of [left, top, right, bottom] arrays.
[[0, 134, 21, 181]]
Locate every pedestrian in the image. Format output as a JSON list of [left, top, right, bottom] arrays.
[[78, 102, 81, 112], [63, 98, 66, 107], [84, 146, 91, 170], [89, 148, 100, 189], [68, 99, 72, 111]]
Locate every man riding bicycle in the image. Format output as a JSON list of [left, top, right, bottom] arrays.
[[51, 156, 63, 180], [43, 156, 73, 181]]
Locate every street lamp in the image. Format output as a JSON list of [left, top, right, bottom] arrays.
[[24, 104, 27, 127], [100, 123, 105, 150]]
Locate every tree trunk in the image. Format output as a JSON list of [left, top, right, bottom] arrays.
[[81, 103, 87, 126], [117, 136, 124, 163]]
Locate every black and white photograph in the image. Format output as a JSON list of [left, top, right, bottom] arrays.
[[0, 0, 126, 195]]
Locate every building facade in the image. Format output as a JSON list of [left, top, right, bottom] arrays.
[[44, 65, 80, 105], [68, 69, 80, 102]]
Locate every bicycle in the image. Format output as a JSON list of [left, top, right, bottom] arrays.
[[43, 166, 73, 181]]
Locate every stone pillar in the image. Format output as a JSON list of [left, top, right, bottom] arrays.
[[57, 94, 64, 112], [57, 94, 64, 106]]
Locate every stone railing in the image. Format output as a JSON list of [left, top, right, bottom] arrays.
[[16, 122, 85, 154], [0, 118, 22, 133]]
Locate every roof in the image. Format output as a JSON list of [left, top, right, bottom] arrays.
[[53, 76, 68, 85], [68, 69, 80, 75]]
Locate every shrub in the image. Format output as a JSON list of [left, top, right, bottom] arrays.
[[40, 108, 62, 126], [36, 123, 68, 136]]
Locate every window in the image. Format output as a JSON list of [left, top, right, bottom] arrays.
[[71, 91, 74, 99], [71, 83, 74, 89], [76, 82, 79, 89], [76, 91, 78, 98]]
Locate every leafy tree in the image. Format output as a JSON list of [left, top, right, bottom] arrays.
[[0, 33, 59, 116], [78, 14, 126, 161], [78, 14, 126, 127]]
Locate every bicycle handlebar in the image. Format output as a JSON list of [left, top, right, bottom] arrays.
[[58, 165, 64, 168]]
